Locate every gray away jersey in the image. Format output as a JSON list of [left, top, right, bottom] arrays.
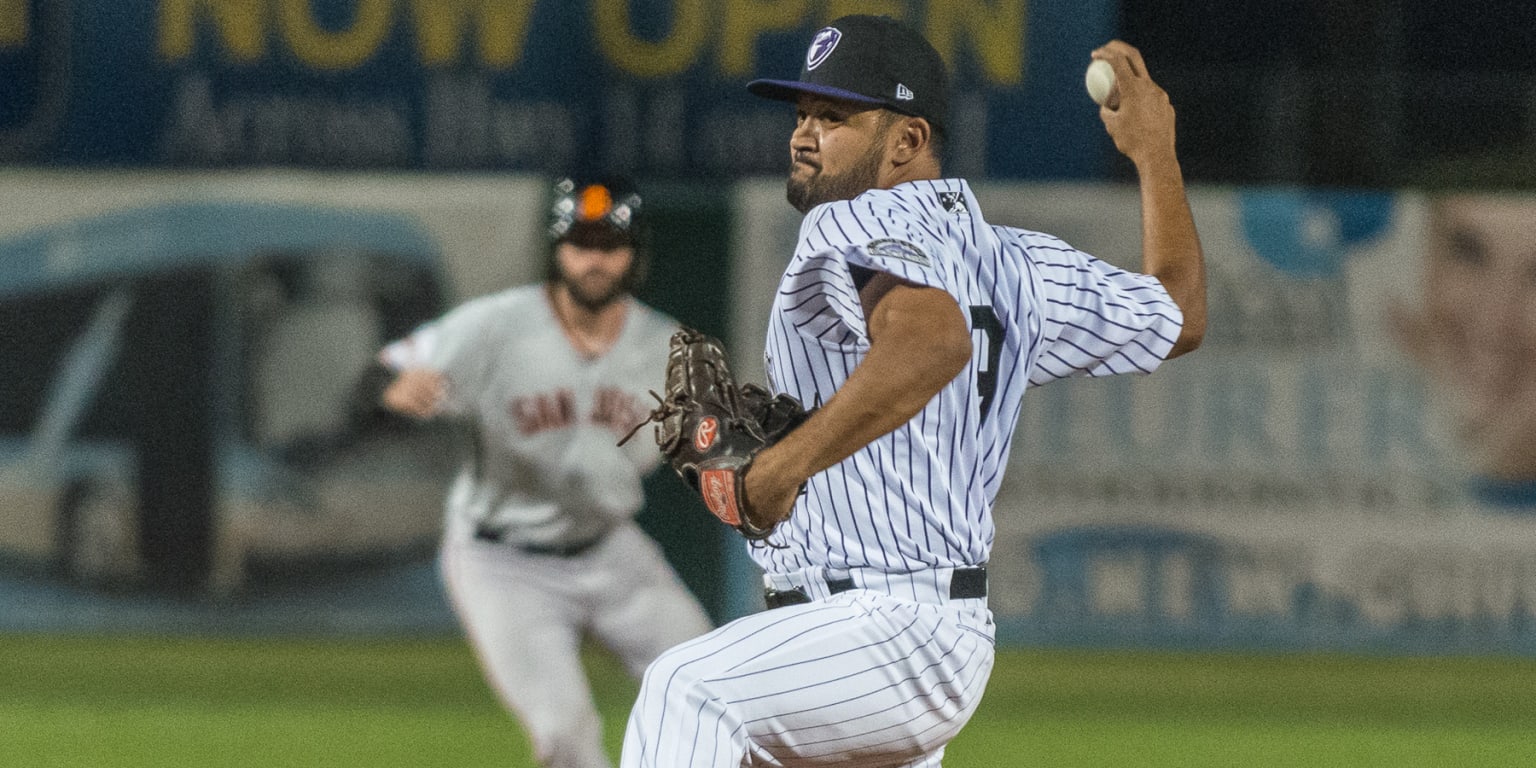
[[760, 178, 1183, 575], [381, 284, 676, 550]]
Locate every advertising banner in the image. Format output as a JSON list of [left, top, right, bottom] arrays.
[[733, 180, 1536, 655], [983, 187, 1536, 654], [0, 169, 738, 634], [0, 0, 1116, 178], [0, 170, 544, 633]]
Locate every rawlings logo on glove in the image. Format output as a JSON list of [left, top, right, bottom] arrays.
[[620, 328, 808, 542], [694, 418, 719, 452]]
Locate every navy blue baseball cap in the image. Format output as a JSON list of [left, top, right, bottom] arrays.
[[747, 15, 950, 136]]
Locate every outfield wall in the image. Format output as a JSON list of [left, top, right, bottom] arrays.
[[732, 181, 1536, 654], [3, 171, 1535, 656], [0, 170, 733, 631]]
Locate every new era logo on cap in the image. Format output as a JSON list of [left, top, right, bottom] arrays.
[[806, 27, 841, 70], [896, 83, 914, 101]]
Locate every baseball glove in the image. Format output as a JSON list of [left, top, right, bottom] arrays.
[[621, 328, 808, 542]]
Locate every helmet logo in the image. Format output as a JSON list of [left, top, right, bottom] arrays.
[[806, 27, 841, 71], [577, 184, 613, 223], [548, 178, 642, 246]]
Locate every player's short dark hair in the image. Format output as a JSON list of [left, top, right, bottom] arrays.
[[875, 108, 945, 166]]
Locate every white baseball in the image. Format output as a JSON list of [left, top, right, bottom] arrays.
[[1085, 59, 1117, 107]]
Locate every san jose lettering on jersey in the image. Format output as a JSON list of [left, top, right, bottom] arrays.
[[761, 178, 1182, 575], [512, 386, 647, 436]]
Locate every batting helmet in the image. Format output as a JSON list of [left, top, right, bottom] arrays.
[[544, 176, 649, 289]]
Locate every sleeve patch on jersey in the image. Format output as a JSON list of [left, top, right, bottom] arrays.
[[939, 191, 970, 215], [865, 238, 931, 267]]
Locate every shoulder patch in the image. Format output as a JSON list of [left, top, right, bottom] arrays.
[[865, 238, 930, 267], [938, 191, 969, 215]]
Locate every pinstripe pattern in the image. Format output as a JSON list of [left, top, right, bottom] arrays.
[[758, 179, 1181, 573], [619, 179, 1181, 767], [622, 594, 993, 768]]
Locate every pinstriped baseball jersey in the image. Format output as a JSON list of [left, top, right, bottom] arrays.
[[757, 178, 1183, 573]]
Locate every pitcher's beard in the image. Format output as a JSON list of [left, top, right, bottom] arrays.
[[786, 143, 886, 214]]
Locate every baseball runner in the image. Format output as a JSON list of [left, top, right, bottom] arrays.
[[621, 16, 1206, 768], [377, 177, 713, 768]]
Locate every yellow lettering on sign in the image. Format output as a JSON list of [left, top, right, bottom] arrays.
[[592, 0, 708, 78], [719, 0, 807, 77], [158, 0, 267, 62], [409, 0, 536, 68], [926, 0, 1025, 85], [820, 0, 905, 26], [0, 0, 28, 47], [279, 0, 392, 70]]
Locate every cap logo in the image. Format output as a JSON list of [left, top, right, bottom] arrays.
[[896, 83, 914, 101], [806, 27, 841, 70]]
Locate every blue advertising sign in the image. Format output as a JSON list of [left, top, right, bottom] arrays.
[[1, 0, 1117, 178]]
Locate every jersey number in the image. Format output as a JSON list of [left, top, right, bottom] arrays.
[[969, 305, 1002, 426]]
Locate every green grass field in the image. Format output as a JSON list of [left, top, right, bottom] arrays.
[[3, 633, 1534, 767]]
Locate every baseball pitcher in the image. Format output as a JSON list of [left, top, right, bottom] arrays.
[[622, 15, 1206, 768]]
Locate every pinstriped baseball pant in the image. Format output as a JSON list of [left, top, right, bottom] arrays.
[[619, 588, 995, 767]]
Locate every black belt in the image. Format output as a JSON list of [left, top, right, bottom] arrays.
[[764, 566, 988, 609], [475, 525, 608, 558]]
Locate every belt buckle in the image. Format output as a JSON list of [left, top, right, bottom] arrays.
[[764, 587, 812, 609], [949, 566, 988, 599]]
